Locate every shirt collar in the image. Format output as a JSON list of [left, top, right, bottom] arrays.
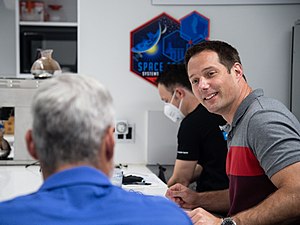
[[39, 166, 112, 191], [226, 89, 264, 132]]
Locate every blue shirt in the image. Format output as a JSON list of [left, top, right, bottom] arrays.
[[0, 166, 192, 225]]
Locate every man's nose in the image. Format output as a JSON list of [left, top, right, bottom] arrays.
[[198, 77, 209, 90]]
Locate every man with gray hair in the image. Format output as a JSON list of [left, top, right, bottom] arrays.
[[0, 74, 192, 225]]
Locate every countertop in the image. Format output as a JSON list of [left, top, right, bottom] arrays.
[[0, 164, 167, 202]]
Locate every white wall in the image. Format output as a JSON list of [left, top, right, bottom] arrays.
[[80, 1, 300, 164]]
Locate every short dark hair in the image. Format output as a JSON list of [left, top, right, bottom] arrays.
[[156, 64, 192, 92], [185, 40, 242, 73]]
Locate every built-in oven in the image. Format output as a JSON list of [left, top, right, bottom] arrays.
[[20, 26, 77, 74]]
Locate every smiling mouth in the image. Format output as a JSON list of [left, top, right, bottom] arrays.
[[204, 93, 217, 101]]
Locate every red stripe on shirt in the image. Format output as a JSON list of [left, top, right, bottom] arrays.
[[226, 146, 265, 176]]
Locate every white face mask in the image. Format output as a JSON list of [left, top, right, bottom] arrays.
[[163, 92, 185, 123]]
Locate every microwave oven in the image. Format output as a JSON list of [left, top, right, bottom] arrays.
[[20, 26, 77, 74]]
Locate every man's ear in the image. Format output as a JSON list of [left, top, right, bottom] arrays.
[[25, 130, 38, 160], [232, 62, 244, 80], [104, 126, 115, 162], [175, 87, 185, 99]]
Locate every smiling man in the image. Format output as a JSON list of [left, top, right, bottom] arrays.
[[156, 64, 228, 201], [166, 40, 300, 225]]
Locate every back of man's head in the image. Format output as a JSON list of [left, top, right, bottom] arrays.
[[31, 74, 115, 174], [156, 64, 192, 92]]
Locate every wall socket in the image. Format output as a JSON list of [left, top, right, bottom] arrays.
[[115, 122, 135, 143]]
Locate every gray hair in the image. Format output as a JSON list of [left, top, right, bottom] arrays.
[[31, 74, 115, 173]]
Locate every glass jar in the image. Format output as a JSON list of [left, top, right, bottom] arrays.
[[31, 49, 61, 78]]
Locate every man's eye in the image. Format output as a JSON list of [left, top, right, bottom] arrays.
[[191, 79, 198, 85], [207, 71, 216, 77]]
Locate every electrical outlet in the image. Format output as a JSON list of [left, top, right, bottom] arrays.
[[115, 120, 128, 134], [115, 123, 135, 143]]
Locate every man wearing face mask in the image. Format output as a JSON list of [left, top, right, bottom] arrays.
[[156, 64, 229, 198]]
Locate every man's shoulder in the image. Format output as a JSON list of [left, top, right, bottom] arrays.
[[0, 193, 38, 219], [0, 188, 192, 225], [246, 96, 299, 125]]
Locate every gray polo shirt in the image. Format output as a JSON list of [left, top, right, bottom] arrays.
[[225, 88, 300, 215]]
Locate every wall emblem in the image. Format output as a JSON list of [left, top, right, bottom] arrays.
[[130, 11, 209, 86]]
